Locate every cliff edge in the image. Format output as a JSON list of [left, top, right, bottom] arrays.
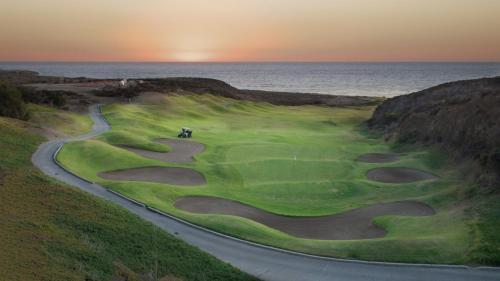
[[368, 76, 500, 188]]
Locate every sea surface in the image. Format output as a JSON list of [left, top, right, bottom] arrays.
[[1, 62, 499, 97]]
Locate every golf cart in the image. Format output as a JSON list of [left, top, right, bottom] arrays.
[[177, 127, 192, 138]]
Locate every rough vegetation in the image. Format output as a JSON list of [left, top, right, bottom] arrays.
[[0, 79, 70, 119], [0, 113, 257, 280], [0, 69, 99, 85], [368, 76, 500, 265], [27, 103, 93, 137], [138, 77, 382, 106], [0, 70, 381, 107], [0, 82, 30, 120], [20, 87, 71, 108], [0, 79, 92, 138], [368, 76, 500, 190]]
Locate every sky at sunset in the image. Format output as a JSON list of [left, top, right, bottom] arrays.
[[1, 0, 499, 62]]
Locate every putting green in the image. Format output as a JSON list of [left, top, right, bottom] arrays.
[[57, 93, 471, 264]]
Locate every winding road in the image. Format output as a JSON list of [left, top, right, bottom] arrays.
[[32, 104, 500, 281]]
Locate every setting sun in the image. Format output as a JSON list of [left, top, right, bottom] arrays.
[[0, 0, 499, 62], [170, 51, 213, 62]]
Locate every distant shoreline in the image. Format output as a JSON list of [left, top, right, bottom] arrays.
[[0, 69, 383, 107], [2, 62, 499, 97]]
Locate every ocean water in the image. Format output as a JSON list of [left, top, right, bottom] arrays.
[[1, 62, 499, 97]]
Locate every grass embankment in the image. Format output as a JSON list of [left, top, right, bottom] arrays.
[[98, 131, 171, 152], [28, 104, 93, 136], [57, 94, 500, 265], [0, 115, 257, 280]]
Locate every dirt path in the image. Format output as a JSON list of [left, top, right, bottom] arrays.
[[120, 139, 205, 163], [366, 167, 438, 183], [174, 196, 434, 240], [99, 166, 206, 186], [357, 153, 400, 163]]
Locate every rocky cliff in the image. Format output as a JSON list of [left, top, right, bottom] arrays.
[[368, 76, 500, 188]]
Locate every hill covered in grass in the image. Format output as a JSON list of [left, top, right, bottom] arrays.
[[368, 76, 500, 265], [0, 112, 257, 280], [56, 93, 500, 265]]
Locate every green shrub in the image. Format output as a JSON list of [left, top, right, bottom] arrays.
[[20, 87, 68, 108], [48, 94, 66, 107], [0, 82, 29, 120]]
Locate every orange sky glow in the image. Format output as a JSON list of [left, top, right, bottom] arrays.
[[1, 0, 499, 62]]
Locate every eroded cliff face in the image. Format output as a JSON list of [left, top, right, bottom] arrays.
[[368, 77, 500, 188]]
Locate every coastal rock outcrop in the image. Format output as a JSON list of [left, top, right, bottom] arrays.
[[368, 76, 500, 188]]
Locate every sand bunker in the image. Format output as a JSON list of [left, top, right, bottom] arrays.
[[357, 153, 399, 163], [174, 196, 434, 240], [120, 139, 205, 163], [99, 167, 206, 186], [366, 167, 438, 183]]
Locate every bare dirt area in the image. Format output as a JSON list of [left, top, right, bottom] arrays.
[[120, 139, 205, 163], [174, 196, 435, 240], [357, 153, 400, 163], [99, 166, 206, 186], [366, 167, 438, 183]]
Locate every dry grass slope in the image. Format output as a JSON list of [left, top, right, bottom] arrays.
[[0, 116, 257, 281]]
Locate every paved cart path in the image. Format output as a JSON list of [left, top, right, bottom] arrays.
[[32, 104, 500, 281]]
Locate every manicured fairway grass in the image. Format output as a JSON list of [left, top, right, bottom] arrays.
[[58, 93, 498, 264]]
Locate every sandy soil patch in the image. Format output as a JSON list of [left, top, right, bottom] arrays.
[[120, 139, 205, 163], [99, 166, 206, 186], [174, 196, 434, 240], [357, 153, 400, 163], [366, 167, 438, 183]]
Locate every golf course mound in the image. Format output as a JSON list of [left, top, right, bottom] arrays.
[[366, 167, 438, 183], [174, 196, 435, 240], [120, 138, 205, 163], [357, 153, 399, 163], [99, 166, 206, 185]]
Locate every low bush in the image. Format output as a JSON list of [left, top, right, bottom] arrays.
[[20, 87, 68, 108], [0, 82, 29, 120]]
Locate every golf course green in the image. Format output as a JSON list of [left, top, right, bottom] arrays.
[[57, 93, 473, 263]]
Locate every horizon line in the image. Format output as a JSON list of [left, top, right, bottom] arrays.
[[1, 60, 500, 64]]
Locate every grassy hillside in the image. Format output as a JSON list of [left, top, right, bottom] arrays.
[[28, 104, 93, 136], [56, 94, 500, 265], [0, 115, 257, 280]]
